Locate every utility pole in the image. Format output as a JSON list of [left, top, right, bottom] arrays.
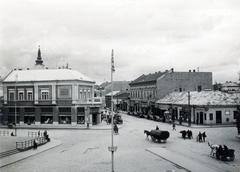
[[108, 49, 117, 172], [188, 91, 191, 127], [15, 73, 18, 136]]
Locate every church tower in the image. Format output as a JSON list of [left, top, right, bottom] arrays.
[[35, 45, 44, 69]]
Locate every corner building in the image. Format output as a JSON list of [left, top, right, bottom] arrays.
[[2, 68, 102, 126], [2, 47, 101, 126]]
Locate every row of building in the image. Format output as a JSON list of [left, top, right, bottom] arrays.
[[0, 48, 240, 126], [105, 69, 240, 125]]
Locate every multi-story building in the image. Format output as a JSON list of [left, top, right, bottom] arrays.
[[1, 48, 102, 126], [129, 69, 212, 117]]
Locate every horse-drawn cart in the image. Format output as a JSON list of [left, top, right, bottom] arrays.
[[145, 130, 170, 143]]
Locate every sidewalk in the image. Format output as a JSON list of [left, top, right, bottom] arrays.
[[175, 122, 235, 128], [0, 138, 61, 168], [0, 122, 119, 130], [146, 147, 222, 172]]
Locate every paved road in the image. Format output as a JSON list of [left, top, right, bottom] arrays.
[[1, 113, 239, 172]]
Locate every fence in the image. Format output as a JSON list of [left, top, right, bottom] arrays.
[[16, 137, 47, 151], [0, 130, 10, 136]]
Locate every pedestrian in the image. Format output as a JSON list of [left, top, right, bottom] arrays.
[[114, 124, 118, 134], [33, 139, 38, 149], [202, 132, 207, 142], [198, 132, 202, 142], [38, 130, 40, 137], [11, 132, 14, 136], [156, 125, 159, 130], [172, 122, 176, 131]]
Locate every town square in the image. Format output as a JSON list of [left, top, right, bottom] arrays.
[[0, 0, 240, 172]]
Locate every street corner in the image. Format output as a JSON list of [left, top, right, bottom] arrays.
[[0, 138, 62, 168]]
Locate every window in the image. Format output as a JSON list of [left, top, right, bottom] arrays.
[[225, 110, 230, 115], [27, 91, 33, 100], [18, 91, 24, 100], [204, 113, 206, 120], [41, 90, 49, 100], [8, 91, 15, 101], [209, 113, 213, 120]]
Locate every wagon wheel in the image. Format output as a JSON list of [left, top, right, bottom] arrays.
[[151, 136, 156, 142]]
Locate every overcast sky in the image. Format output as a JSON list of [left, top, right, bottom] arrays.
[[0, 0, 240, 84]]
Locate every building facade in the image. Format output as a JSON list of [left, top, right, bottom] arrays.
[[156, 91, 240, 125], [1, 48, 102, 126], [129, 69, 212, 118]]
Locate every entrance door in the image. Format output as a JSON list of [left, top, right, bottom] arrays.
[[199, 112, 204, 124], [216, 111, 222, 124]]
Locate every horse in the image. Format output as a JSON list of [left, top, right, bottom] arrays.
[[144, 130, 151, 139], [208, 142, 219, 157]]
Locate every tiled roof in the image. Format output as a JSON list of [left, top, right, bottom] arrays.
[[130, 71, 165, 85], [3, 69, 94, 82], [156, 91, 240, 106]]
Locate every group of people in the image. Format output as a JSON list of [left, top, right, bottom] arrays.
[[197, 132, 207, 142], [216, 145, 229, 160], [180, 130, 193, 139]]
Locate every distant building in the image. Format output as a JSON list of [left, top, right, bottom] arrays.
[[105, 90, 130, 111], [2, 48, 102, 126], [157, 91, 240, 125], [129, 69, 212, 117], [221, 81, 240, 93]]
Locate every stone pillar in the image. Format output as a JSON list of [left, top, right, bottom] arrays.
[[35, 107, 41, 125], [52, 84, 56, 104], [53, 107, 58, 125], [72, 84, 78, 104], [71, 106, 77, 126], [19, 107, 24, 125], [34, 84, 38, 104], [3, 85, 7, 104]]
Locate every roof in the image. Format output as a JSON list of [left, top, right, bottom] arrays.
[[105, 91, 120, 96], [130, 71, 166, 85], [222, 81, 240, 87], [3, 69, 94, 83], [156, 91, 240, 106]]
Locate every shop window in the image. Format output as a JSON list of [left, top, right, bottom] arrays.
[[209, 113, 213, 120], [77, 116, 85, 124], [25, 108, 35, 113], [41, 116, 53, 124], [24, 116, 35, 124], [59, 116, 71, 124]]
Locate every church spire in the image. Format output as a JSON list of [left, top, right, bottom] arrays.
[[35, 45, 44, 66]]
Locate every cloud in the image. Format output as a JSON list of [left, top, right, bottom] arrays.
[[0, 0, 240, 83]]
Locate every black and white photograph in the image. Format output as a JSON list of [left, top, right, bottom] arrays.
[[0, 0, 240, 172]]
